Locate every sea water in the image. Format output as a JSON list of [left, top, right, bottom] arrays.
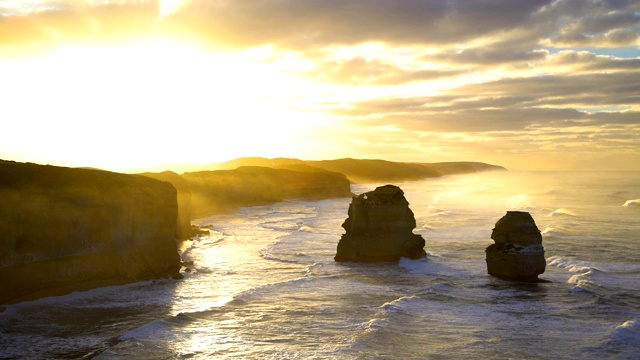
[[1, 171, 639, 359]]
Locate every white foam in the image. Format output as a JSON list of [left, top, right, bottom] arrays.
[[548, 208, 576, 217], [547, 256, 593, 273], [548, 255, 640, 274], [541, 225, 573, 236], [569, 285, 595, 294], [297, 225, 315, 232], [380, 296, 421, 313], [426, 209, 452, 217], [420, 224, 435, 230], [611, 319, 640, 346], [550, 256, 640, 291], [118, 319, 168, 341], [623, 199, 640, 207], [567, 268, 603, 287]]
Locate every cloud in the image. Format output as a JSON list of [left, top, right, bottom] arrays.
[[1, 0, 638, 170], [549, 50, 640, 71], [299, 56, 464, 85], [368, 108, 587, 132], [459, 72, 640, 102], [537, 0, 640, 47], [160, 0, 554, 49], [429, 48, 548, 65], [0, 1, 160, 47], [2, 0, 637, 55]]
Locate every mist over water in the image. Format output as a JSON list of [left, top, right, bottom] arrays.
[[1, 171, 639, 359]]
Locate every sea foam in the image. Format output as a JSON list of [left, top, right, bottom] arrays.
[[118, 320, 170, 341], [611, 319, 640, 347], [548, 208, 576, 217], [622, 199, 640, 207]]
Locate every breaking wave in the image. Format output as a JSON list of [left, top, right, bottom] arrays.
[[541, 225, 574, 236], [611, 319, 640, 347], [622, 199, 640, 207], [548, 208, 576, 217]]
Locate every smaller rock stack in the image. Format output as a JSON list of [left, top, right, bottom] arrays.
[[485, 211, 546, 282], [334, 184, 426, 262]]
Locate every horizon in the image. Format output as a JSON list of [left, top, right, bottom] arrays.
[[1, 0, 639, 172]]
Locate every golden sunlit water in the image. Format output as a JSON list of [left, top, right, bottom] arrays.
[[2, 171, 639, 358], [1, 1, 639, 357]]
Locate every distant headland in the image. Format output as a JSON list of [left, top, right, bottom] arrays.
[[0, 157, 505, 306], [134, 157, 506, 184]]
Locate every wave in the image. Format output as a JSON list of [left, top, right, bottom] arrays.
[[118, 319, 170, 341], [380, 296, 421, 314], [623, 199, 640, 207], [548, 256, 640, 274], [569, 285, 597, 295], [567, 268, 608, 289], [611, 319, 640, 347], [548, 208, 577, 217], [426, 208, 452, 217], [259, 244, 305, 264], [541, 225, 574, 237], [297, 225, 315, 232], [549, 256, 640, 291]]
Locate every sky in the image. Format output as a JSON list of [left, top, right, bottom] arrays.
[[0, 0, 639, 172]]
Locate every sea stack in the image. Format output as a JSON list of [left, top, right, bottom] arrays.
[[485, 211, 546, 282], [335, 184, 426, 262]]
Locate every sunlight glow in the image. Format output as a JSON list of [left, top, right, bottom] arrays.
[[159, 0, 183, 18], [0, 40, 317, 170]]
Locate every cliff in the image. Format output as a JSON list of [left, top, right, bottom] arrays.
[[0, 160, 181, 304], [138, 171, 192, 240], [182, 166, 353, 218], [425, 162, 507, 176], [335, 185, 426, 262], [209, 157, 506, 183]]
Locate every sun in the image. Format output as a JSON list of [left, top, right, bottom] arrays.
[[1, 39, 319, 171]]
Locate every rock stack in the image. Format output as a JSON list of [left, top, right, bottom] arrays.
[[335, 184, 426, 262], [485, 211, 546, 282]]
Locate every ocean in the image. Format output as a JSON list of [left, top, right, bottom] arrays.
[[1, 171, 639, 359]]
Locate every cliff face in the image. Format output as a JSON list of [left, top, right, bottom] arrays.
[[139, 171, 192, 240], [0, 161, 181, 304], [335, 185, 426, 262], [211, 157, 507, 184], [181, 166, 353, 218]]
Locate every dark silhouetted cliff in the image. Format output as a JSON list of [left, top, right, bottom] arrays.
[[208, 157, 506, 183], [139, 171, 192, 240], [0, 160, 181, 304]]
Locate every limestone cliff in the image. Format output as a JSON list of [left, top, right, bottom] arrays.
[[139, 171, 192, 240], [0, 160, 181, 304], [485, 211, 546, 282], [182, 166, 353, 218], [335, 185, 426, 262], [210, 157, 507, 183]]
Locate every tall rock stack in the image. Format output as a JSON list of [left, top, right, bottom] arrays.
[[335, 184, 426, 262], [485, 211, 546, 282]]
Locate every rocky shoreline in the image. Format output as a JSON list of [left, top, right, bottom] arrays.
[[0, 157, 505, 306]]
